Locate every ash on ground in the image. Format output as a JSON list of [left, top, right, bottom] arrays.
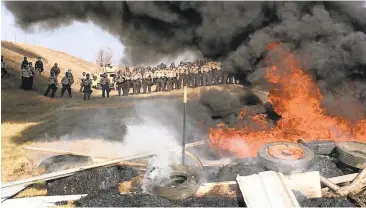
[[46, 166, 138, 195], [76, 188, 240, 207]]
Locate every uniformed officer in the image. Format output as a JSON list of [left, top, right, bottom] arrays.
[[115, 70, 125, 96], [142, 67, 154, 94], [122, 67, 132, 96], [132, 68, 142, 95], [20, 64, 32, 90], [21, 57, 28, 69], [190, 64, 199, 88], [50, 63, 61, 77], [99, 72, 111, 98], [28, 62, 35, 90], [154, 68, 164, 92], [60, 71, 74, 98], [82, 73, 93, 100], [44, 71, 58, 98], [35, 57, 44, 75]]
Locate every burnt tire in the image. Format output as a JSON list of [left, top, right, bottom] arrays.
[[302, 140, 336, 155], [336, 142, 366, 169], [257, 142, 315, 174], [153, 165, 201, 201]]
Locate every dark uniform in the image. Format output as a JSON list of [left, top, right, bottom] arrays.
[[132, 68, 142, 95], [115, 70, 125, 96], [28, 62, 35, 90], [21, 57, 28, 69], [35, 57, 44, 75], [100, 73, 111, 98], [122, 68, 132, 96], [60, 72, 74, 98], [20, 66, 32, 90], [50, 63, 61, 77], [44, 72, 58, 98], [82, 74, 93, 100], [154, 69, 164, 92], [142, 68, 153, 94]]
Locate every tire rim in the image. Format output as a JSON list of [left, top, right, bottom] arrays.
[[267, 144, 304, 160]]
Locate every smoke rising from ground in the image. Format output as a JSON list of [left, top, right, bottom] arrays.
[[5, 1, 366, 116]]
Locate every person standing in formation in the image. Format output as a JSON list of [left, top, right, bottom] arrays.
[[50, 63, 61, 77], [60, 71, 74, 98], [142, 67, 153, 94], [115, 70, 125, 96], [132, 68, 142, 95], [202, 63, 211, 86], [82, 73, 93, 100], [122, 67, 132, 96], [28, 62, 35, 90], [154, 67, 164, 92], [2, 56, 8, 78], [177, 62, 185, 89], [99, 72, 111, 98], [44, 71, 58, 98], [35, 57, 44, 75], [190, 63, 199, 88], [20, 62, 32, 90]]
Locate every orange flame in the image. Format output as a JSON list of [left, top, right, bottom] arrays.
[[208, 43, 366, 158]]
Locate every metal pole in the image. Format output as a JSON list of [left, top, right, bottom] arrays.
[[182, 85, 187, 165]]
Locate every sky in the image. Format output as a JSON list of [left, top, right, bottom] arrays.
[[1, 2, 124, 65]]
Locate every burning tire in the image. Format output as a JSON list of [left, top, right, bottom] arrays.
[[257, 142, 315, 174], [336, 142, 366, 169], [153, 164, 201, 201]]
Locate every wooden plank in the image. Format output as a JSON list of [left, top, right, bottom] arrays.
[[286, 171, 321, 198], [237, 171, 300, 208], [2, 151, 154, 189], [194, 181, 237, 198], [328, 173, 358, 184], [2, 194, 86, 207]]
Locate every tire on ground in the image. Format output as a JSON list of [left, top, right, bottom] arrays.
[[336, 142, 366, 169], [257, 142, 315, 174], [303, 140, 336, 155], [153, 164, 201, 201]]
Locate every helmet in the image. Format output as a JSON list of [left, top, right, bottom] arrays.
[[54, 63, 58, 66], [24, 57, 27, 60], [38, 57, 41, 60], [86, 73, 90, 77]]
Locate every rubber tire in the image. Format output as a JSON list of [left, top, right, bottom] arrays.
[[303, 140, 336, 155], [153, 165, 201, 201], [257, 142, 315, 174], [336, 142, 366, 169]]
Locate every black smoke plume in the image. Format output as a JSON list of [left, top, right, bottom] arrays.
[[5, 1, 366, 116]]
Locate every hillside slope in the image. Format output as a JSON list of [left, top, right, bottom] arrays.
[[1, 41, 100, 90]]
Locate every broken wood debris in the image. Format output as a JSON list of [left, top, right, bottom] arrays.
[[236, 171, 301, 208]]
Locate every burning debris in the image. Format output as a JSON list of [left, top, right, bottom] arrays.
[[208, 43, 366, 158]]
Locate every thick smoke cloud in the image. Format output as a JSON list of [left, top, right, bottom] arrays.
[[5, 1, 366, 115]]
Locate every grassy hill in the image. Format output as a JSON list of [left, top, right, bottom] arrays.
[[1, 41, 100, 90]]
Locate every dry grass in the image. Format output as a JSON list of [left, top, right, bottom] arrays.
[[1, 40, 100, 90], [1, 41, 100, 183]]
